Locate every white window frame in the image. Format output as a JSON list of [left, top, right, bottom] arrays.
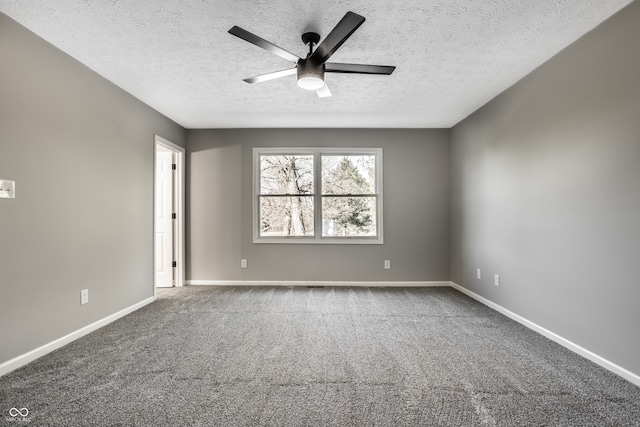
[[253, 147, 383, 244]]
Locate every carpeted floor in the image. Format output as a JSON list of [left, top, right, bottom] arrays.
[[1, 286, 639, 426]]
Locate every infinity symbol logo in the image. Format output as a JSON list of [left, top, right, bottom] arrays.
[[9, 407, 29, 417]]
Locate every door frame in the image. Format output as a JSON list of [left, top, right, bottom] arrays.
[[154, 135, 185, 293]]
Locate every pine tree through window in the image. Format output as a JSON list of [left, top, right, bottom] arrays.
[[254, 148, 383, 244]]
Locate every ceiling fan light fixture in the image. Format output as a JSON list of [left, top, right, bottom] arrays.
[[297, 75, 324, 90], [297, 59, 325, 90]]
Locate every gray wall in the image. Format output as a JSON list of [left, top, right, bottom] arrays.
[[0, 14, 186, 365], [187, 129, 450, 282], [451, 1, 640, 377]]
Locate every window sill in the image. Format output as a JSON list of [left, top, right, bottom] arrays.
[[254, 236, 384, 245]]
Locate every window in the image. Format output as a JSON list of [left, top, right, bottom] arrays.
[[254, 148, 383, 244]]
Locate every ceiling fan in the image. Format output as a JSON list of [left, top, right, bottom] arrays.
[[228, 11, 396, 98]]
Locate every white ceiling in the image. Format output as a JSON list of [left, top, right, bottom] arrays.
[[0, 0, 633, 129]]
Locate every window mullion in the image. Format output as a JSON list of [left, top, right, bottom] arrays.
[[314, 151, 322, 240]]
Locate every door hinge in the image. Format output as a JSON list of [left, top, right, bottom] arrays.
[[172, 163, 176, 170], [172, 213, 176, 219], [172, 261, 177, 268]]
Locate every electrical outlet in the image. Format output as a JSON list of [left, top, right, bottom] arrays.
[[384, 260, 391, 269], [241, 259, 248, 269], [477, 268, 481, 280], [80, 289, 89, 305], [494, 274, 500, 287]]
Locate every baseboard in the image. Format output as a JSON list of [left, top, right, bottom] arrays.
[[186, 280, 450, 287], [450, 282, 640, 388], [0, 296, 156, 378]]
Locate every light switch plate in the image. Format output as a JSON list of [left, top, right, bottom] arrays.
[[0, 179, 15, 199]]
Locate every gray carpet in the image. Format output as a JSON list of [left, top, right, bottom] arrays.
[[1, 286, 639, 426]]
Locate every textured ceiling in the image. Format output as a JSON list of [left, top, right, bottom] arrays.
[[0, 0, 633, 128]]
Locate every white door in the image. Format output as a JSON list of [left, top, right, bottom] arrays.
[[155, 149, 174, 287]]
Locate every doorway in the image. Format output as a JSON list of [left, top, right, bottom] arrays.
[[154, 136, 184, 289]]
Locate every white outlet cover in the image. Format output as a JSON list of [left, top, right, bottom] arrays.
[[81, 289, 89, 304], [0, 179, 15, 199]]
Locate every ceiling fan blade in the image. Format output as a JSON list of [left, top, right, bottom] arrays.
[[229, 26, 300, 63], [243, 68, 297, 84], [316, 82, 332, 98], [325, 63, 396, 75], [309, 12, 365, 64]]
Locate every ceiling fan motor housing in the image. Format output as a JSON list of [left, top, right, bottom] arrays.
[[297, 58, 325, 90]]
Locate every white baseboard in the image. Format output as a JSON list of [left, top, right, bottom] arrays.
[[186, 280, 450, 287], [0, 296, 155, 378], [450, 282, 640, 388]]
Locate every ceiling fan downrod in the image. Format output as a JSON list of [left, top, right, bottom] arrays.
[[301, 32, 321, 57]]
